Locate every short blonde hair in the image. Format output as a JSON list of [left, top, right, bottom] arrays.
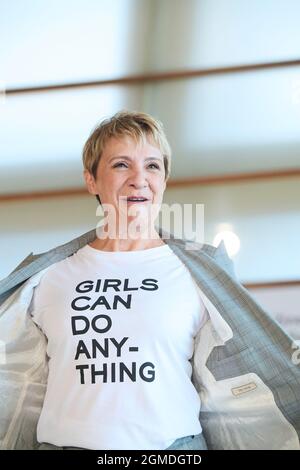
[[82, 110, 172, 203]]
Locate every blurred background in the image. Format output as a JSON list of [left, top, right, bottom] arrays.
[[0, 0, 299, 337]]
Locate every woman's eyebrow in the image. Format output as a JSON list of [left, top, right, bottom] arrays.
[[109, 156, 163, 163]]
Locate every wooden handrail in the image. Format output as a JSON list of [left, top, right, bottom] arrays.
[[244, 279, 300, 289], [5, 59, 300, 95], [0, 168, 299, 202]]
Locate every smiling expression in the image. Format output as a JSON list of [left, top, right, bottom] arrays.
[[84, 135, 167, 225]]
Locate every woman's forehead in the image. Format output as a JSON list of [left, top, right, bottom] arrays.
[[102, 135, 162, 159]]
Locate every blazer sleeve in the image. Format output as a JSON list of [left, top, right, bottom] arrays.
[[7, 252, 35, 276]]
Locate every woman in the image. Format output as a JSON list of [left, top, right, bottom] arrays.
[[0, 111, 299, 451], [19, 111, 208, 451]]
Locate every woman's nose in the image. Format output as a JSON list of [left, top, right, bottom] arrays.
[[128, 169, 148, 187]]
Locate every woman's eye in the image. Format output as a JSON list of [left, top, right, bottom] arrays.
[[113, 162, 160, 169], [113, 162, 127, 168]]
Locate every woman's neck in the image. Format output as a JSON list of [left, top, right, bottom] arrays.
[[89, 227, 165, 252]]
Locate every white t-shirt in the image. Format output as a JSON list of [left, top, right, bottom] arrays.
[[29, 242, 208, 450]]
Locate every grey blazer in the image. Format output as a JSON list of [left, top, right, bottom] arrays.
[[0, 226, 299, 450]]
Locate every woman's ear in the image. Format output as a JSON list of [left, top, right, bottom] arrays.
[[83, 170, 97, 195]]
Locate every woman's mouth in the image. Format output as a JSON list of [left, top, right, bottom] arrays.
[[126, 197, 149, 204]]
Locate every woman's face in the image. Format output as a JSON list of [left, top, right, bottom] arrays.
[[84, 135, 166, 230]]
